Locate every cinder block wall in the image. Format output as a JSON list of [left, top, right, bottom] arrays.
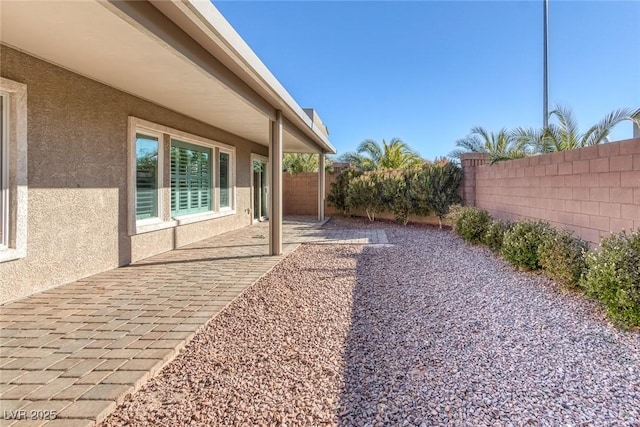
[[283, 172, 339, 216], [283, 173, 318, 215], [462, 138, 640, 246], [283, 172, 442, 224]]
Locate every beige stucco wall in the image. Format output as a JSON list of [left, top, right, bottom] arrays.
[[0, 45, 268, 304]]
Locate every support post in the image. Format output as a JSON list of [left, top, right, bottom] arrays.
[[269, 111, 283, 255], [318, 151, 325, 222]]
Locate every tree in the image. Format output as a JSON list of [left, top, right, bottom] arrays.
[[282, 153, 334, 174], [449, 127, 529, 164], [339, 138, 423, 171], [337, 152, 376, 172], [514, 105, 640, 153], [283, 153, 316, 174]]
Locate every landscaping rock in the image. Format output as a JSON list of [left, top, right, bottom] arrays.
[[100, 217, 640, 426]]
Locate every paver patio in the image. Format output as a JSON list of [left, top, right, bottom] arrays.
[[0, 218, 388, 426]]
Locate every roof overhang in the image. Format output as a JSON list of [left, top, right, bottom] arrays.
[[0, 0, 335, 154]]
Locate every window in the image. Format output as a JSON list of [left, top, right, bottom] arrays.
[[219, 152, 230, 209], [171, 139, 212, 216], [128, 117, 235, 234], [0, 78, 27, 262], [135, 133, 159, 220]]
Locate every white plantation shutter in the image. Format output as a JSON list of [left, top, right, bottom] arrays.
[[171, 140, 212, 216], [136, 170, 156, 219]]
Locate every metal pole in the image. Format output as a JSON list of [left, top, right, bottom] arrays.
[[543, 0, 549, 128]]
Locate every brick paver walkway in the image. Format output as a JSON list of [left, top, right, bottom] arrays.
[[0, 218, 388, 426]]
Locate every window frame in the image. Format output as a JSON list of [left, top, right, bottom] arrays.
[[1, 92, 7, 249], [0, 78, 28, 263], [127, 117, 236, 235], [134, 130, 163, 224], [218, 147, 235, 211], [250, 153, 269, 223]]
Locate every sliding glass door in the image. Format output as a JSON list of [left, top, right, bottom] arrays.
[[252, 158, 268, 221]]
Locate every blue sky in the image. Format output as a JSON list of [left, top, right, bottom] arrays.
[[214, 1, 640, 160]]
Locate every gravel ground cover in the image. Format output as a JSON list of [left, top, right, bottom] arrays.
[[101, 217, 640, 426]]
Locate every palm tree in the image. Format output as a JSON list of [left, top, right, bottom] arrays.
[[337, 151, 377, 172], [339, 138, 423, 171], [514, 105, 640, 153], [282, 153, 334, 174], [449, 127, 529, 164]]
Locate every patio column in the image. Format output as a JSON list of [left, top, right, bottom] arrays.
[[269, 111, 283, 255], [318, 151, 325, 222]]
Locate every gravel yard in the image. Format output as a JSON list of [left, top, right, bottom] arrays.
[[101, 218, 640, 426]]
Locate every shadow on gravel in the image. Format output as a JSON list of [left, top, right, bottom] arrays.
[[336, 243, 427, 426]]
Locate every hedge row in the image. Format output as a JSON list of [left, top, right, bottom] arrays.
[[447, 206, 640, 328], [327, 162, 462, 227]]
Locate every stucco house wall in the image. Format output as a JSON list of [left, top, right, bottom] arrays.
[[0, 45, 268, 304]]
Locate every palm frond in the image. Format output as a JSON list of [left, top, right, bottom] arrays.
[[447, 149, 468, 161], [454, 135, 486, 153], [543, 124, 567, 152], [493, 128, 513, 154], [582, 107, 640, 146], [338, 152, 370, 170], [357, 139, 383, 165], [511, 126, 544, 153], [631, 108, 640, 127], [469, 126, 491, 146], [549, 105, 581, 148]]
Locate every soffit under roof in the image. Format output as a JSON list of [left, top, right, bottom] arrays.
[[0, 0, 324, 154]]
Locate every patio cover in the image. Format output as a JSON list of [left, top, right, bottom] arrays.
[[0, 0, 336, 254]]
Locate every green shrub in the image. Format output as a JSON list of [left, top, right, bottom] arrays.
[[346, 173, 384, 221], [483, 220, 511, 252], [538, 229, 589, 288], [380, 170, 413, 225], [581, 229, 640, 327], [407, 167, 431, 218], [327, 167, 361, 215], [328, 162, 462, 225], [410, 162, 462, 228], [501, 220, 551, 270], [452, 207, 492, 244], [444, 204, 464, 227]]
